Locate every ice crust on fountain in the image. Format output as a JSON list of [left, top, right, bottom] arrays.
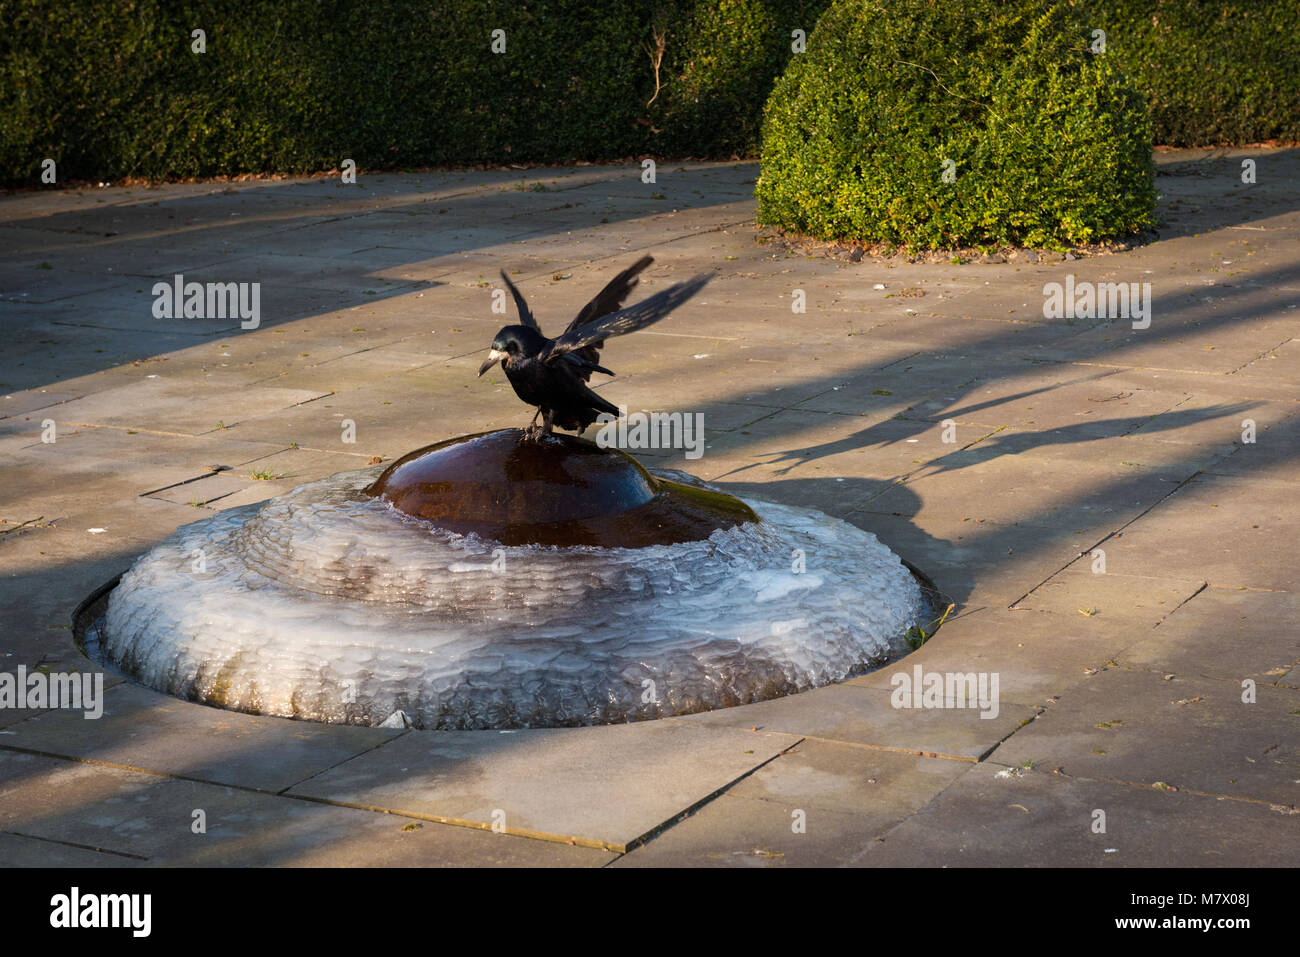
[[102, 466, 928, 729]]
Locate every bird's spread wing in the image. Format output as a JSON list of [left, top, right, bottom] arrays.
[[565, 255, 654, 334], [499, 271, 540, 331], [559, 352, 614, 377], [540, 272, 711, 364]]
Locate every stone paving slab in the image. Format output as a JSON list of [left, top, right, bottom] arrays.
[[42, 377, 332, 437], [700, 409, 966, 486], [3, 457, 204, 520], [858, 451, 1188, 539], [0, 389, 82, 420], [614, 743, 969, 867], [1123, 393, 1287, 451], [0, 263, 126, 304], [1103, 474, 1298, 591], [917, 366, 1183, 430], [226, 372, 503, 455], [4, 682, 401, 793], [841, 510, 1088, 608], [1011, 566, 1207, 625], [857, 760, 1299, 867], [678, 681, 1037, 761], [725, 738, 968, 813], [142, 471, 252, 508], [0, 750, 611, 867], [286, 721, 795, 852], [0, 830, 146, 867], [1118, 586, 1300, 685], [611, 794, 890, 866], [848, 607, 1147, 705], [252, 344, 449, 392], [1204, 408, 1300, 483], [1031, 317, 1293, 375], [989, 668, 1299, 807]]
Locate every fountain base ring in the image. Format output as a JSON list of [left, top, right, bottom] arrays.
[[80, 435, 943, 730]]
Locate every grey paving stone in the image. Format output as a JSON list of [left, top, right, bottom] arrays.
[[0, 830, 144, 867], [1012, 565, 1207, 625], [1118, 586, 1300, 685], [0, 262, 128, 304], [990, 668, 1300, 807], [0, 389, 81, 420], [1104, 473, 1299, 590], [613, 724, 970, 866], [227, 374, 504, 454], [848, 607, 1147, 704], [838, 508, 1081, 607], [727, 738, 968, 815], [857, 760, 1299, 867], [611, 794, 889, 867], [678, 681, 1037, 761], [858, 449, 1188, 541], [287, 720, 794, 851], [1234, 335, 1300, 381], [910, 366, 1195, 436], [0, 750, 609, 866], [1203, 408, 1300, 484], [6, 681, 401, 793], [44, 377, 331, 436], [1034, 315, 1295, 375]]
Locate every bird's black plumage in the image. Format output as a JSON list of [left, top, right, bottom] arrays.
[[478, 257, 710, 436]]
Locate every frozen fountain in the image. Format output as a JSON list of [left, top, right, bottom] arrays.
[[82, 429, 938, 729]]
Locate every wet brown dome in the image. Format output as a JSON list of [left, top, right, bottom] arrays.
[[365, 429, 759, 547]]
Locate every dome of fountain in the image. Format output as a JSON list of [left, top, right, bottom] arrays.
[[366, 429, 758, 548]]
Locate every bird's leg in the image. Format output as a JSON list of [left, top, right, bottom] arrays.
[[524, 407, 541, 439], [540, 409, 555, 437]]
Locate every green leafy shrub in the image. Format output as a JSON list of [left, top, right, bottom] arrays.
[[0, 0, 828, 187], [755, 0, 1158, 249], [1078, 0, 1300, 147], [0, 0, 1291, 189]]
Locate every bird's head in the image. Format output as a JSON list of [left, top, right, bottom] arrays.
[[478, 325, 541, 376]]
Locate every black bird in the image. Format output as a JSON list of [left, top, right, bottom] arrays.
[[477, 256, 710, 436]]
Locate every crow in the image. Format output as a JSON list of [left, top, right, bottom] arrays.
[[477, 256, 710, 437]]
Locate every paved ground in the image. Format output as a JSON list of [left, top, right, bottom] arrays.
[[1, 149, 1297, 866]]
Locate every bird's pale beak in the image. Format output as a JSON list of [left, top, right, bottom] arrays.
[[478, 349, 506, 376]]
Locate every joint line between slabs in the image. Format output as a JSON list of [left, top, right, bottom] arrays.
[[0, 827, 150, 862], [1005, 468, 1207, 609], [614, 737, 808, 858]]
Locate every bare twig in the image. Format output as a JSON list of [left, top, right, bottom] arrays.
[[645, 26, 667, 106]]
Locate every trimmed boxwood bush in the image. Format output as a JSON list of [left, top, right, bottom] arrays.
[[755, 0, 1158, 249]]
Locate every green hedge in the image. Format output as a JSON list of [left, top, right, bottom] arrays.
[[1, 1, 1295, 189], [755, 0, 1158, 249], [1077, 0, 1300, 147], [0, 0, 829, 187]]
